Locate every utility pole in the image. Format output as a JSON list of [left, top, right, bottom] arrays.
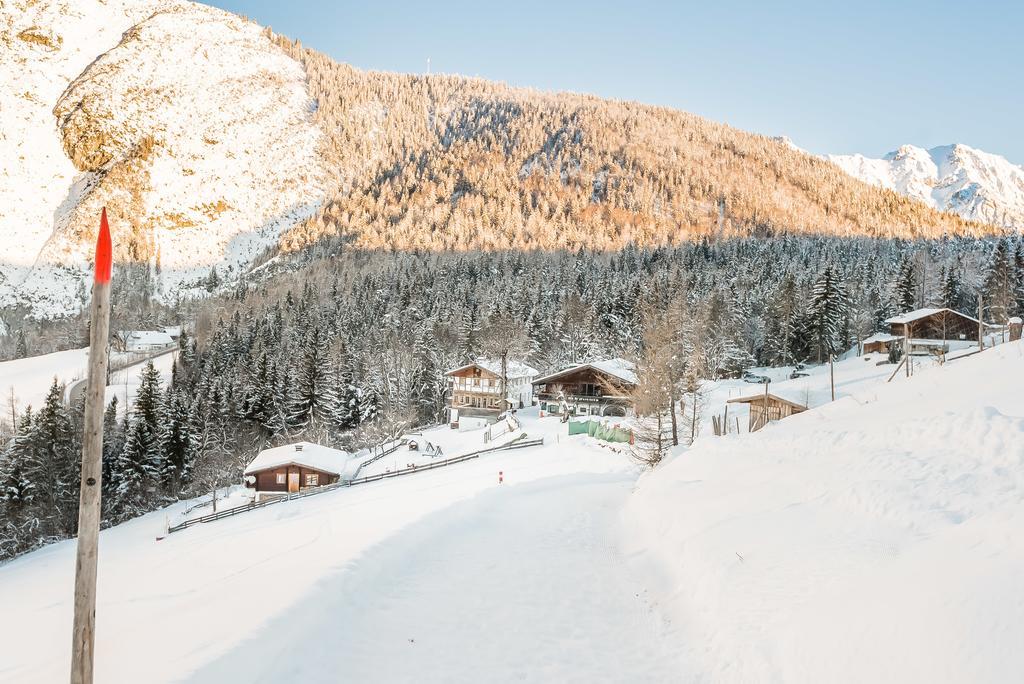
[[70, 208, 113, 684]]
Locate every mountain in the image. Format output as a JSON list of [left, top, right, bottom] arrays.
[[1, 0, 325, 317], [828, 144, 1024, 230], [0, 0, 995, 318]]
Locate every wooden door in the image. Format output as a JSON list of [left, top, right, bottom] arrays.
[[288, 471, 300, 493]]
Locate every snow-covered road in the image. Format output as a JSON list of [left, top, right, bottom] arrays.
[[192, 472, 688, 683]]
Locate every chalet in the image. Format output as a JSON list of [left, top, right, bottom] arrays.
[[532, 358, 638, 418], [243, 442, 352, 501], [446, 359, 539, 428], [727, 390, 808, 432], [884, 308, 988, 353]]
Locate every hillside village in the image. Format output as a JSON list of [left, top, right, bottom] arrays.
[[1, 322, 1021, 681], [2, 1, 1023, 681]]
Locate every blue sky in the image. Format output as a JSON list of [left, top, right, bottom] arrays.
[[208, 0, 1024, 164]]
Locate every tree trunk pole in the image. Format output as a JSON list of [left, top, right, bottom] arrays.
[[70, 209, 113, 684], [829, 354, 835, 401]]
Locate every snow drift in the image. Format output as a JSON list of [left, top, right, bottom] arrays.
[[622, 342, 1024, 683]]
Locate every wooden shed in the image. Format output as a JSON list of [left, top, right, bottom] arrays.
[[727, 392, 808, 432], [243, 442, 351, 501]]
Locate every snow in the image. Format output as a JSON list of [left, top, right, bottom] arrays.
[[449, 359, 539, 379], [243, 442, 353, 477], [123, 330, 174, 348], [534, 357, 638, 386], [3, 346, 1022, 681], [0, 409, 649, 683], [884, 306, 983, 326], [0, 0, 326, 316], [828, 143, 1024, 229], [0, 347, 89, 413], [622, 341, 1024, 683]]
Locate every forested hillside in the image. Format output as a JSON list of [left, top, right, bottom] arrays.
[[6, 235, 1024, 559], [272, 38, 991, 253]]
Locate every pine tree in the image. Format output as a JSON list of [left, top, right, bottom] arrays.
[[984, 240, 1017, 325], [892, 256, 917, 314], [807, 265, 850, 362]]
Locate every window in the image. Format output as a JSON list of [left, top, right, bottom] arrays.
[[276, 473, 286, 485], [305, 473, 319, 486]]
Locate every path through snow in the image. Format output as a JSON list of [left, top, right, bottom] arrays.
[[193, 472, 689, 683]]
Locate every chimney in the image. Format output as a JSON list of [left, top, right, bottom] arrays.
[[295, 444, 304, 452]]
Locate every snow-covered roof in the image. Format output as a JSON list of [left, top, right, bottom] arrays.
[[727, 388, 809, 410], [244, 442, 351, 476], [885, 308, 982, 326], [162, 325, 182, 337], [533, 358, 638, 386], [862, 332, 901, 344], [125, 330, 174, 346], [447, 359, 540, 379]]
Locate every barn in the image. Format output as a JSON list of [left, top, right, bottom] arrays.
[[243, 442, 352, 501]]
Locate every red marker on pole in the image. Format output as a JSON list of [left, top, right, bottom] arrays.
[[498, 471, 504, 485], [70, 207, 113, 684]]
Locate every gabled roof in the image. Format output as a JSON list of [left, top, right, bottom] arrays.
[[862, 332, 902, 344], [446, 358, 539, 379], [123, 330, 174, 345], [244, 441, 352, 476], [884, 307, 983, 326], [727, 392, 808, 411], [533, 358, 638, 387]]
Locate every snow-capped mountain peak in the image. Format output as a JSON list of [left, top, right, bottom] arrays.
[[829, 143, 1024, 230]]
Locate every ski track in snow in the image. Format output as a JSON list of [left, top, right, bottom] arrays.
[[191, 473, 688, 684]]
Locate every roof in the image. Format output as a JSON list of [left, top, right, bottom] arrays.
[[125, 330, 174, 345], [862, 332, 901, 344], [727, 391, 809, 411], [447, 358, 540, 379], [533, 357, 638, 387], [884, 308, 982, 326], [244, 441, 352, 476]]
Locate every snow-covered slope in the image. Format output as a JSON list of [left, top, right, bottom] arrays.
[[0, 0, 325, 316], [829, 144, 1024, 230], [623, 342, 1024, 683]]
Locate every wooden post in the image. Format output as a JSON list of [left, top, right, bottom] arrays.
[[70, 208, 113, 684], [978, 294, 985, 350], [829, 354, 835, 401], [904, 322, 911, 377]]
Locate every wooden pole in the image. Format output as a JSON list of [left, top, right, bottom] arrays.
[[70, 208, 113, 684], [829, 354, 835, 401], [978, 294, 985, 350]]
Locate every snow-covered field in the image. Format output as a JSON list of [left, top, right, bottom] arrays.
[[623, 341, 1024, 683], [0, 346, 175, 420], [2, 343, 1021, 682]]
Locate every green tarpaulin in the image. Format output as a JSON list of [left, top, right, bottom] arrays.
[[568, 419, 632, 443]]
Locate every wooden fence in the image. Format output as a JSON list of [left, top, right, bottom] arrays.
[[167, 434, 543, 534]]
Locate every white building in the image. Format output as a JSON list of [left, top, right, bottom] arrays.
[[122, 330, 175, 353]]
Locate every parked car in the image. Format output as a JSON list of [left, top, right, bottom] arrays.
[[742, 371, 770, 384], [789, 370, 809, 379]]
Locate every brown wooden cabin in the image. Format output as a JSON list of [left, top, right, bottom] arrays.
[[243, 442, 349, 501], [532, 359, 637, 418], [727, 392, 808, 432], [885, 308, 985, 342]]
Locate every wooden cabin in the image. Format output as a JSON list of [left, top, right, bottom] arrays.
[[446, 359, 538, 428], [727, 392, 808, 432], [243, 442, 351, 501], [884, 308, 985, 342], [532, 358, 637, 418]]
